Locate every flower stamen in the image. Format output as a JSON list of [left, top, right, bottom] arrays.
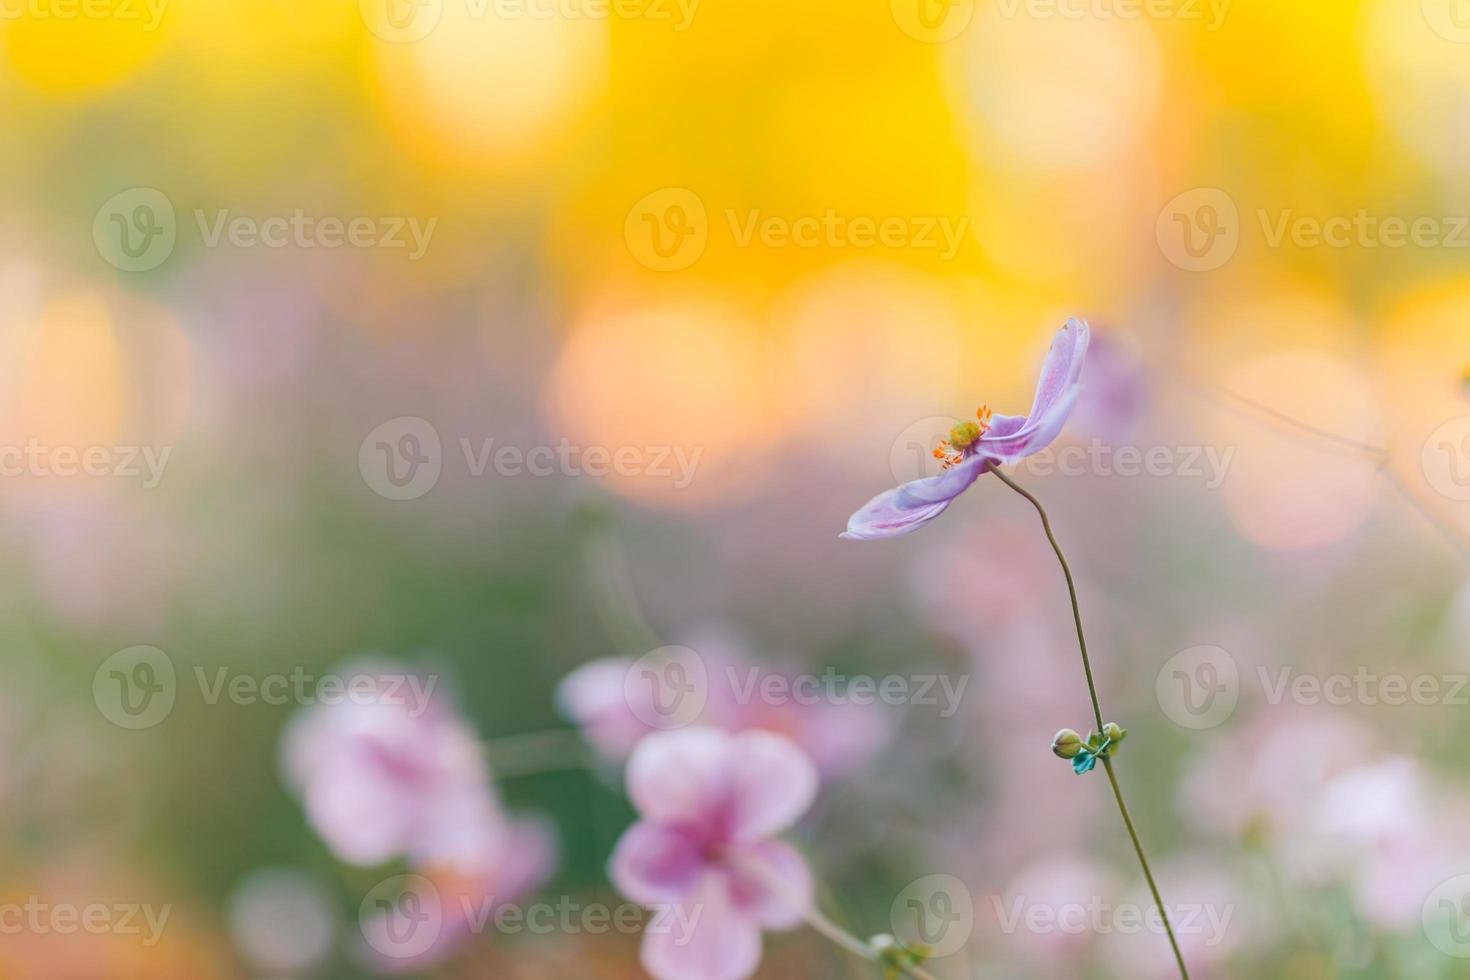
[[934, 405, 993, 470]]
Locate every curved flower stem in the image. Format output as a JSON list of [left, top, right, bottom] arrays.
[[737, 854, 941, 980], [989, 465, 1192, 980]]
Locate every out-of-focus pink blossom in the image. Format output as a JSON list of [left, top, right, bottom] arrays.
[[358, 817, 557, 973], [610, 728, 817, 980], [557, 636, 892, 781], [1071, 329, 1147, 442], [281, 662, 505, 872], [283, 661, 555, 972], [991, 855, 1118, 967], [1102, 860, 1250, 979], [1179, 710, 1371, 842]]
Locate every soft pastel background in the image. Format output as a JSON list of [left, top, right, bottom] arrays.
[[3, 0, 1470, 976]]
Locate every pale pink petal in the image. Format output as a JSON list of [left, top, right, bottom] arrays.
[[556, 657, 650, 760], [641, 873, 763, 980], [726, 840, 813, 930], [841, 453, 991, 540], [724, 731, 819, 842], [627, 728, 736, 828], [1025, 318, 1090, 422], [611, 821, 707, 906], [979, 387, 1081, 462]]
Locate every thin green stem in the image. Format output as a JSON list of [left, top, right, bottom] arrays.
[[988, 466, 1103, 733], [736, 853, 941, 980], [990, 465, 1192, 980]]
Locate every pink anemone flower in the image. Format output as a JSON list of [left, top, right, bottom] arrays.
[[843, 318, 1090, 540], [610, 728, 818, 980]]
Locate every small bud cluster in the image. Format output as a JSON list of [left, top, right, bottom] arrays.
[[871, 934, 931, 979], [1051, 723, 1128, 774]]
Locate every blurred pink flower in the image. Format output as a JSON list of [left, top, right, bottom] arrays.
[[610, 728, 817, 980], [1103, 860, 1250, 980], [1301, 757, 1469, 931], [1071, 328, 1147, 442], [557, 636, 892, 781], [281, 663, 502, 871], [842, 318, 1090, 540], [358, 817, 557, 973], [993, 855, 1118, 967], [1179, 710, 1371, 842]]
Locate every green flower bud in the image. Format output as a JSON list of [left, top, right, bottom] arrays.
[[1051, 728, 1083, 759], [1103, 722, 1128, 749]]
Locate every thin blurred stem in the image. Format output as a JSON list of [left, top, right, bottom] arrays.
[[990, 465, 1192, 980], [482, 729, 594, 778], [988, 466, 1103, 733], [736, 854, 941, 980]]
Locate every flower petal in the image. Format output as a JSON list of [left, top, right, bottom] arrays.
[[724, 731, 819, 842], [978, 318, 1088, 462], [726, 839, 814, 930], [611, 820, 707, 906], [1028, 317, 1090, 421], [627, 728, 736, 827], [979, 386, 1081, 462], [641, 873, 763, 980], [841, 452, 991, 540]]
